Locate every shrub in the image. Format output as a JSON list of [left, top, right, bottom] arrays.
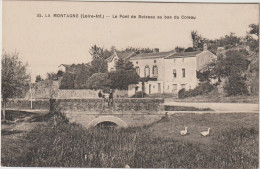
[[224, 74, 248, 96], [178, 83, 214, 99], [131, 91, 147, 98]]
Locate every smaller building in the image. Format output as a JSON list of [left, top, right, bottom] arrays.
[[106, 51, 136, 72]]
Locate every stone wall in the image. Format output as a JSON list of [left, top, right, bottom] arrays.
[[51, 98, 164, 113], [57, 89, 99, 99], [5, 99, 50, 110]]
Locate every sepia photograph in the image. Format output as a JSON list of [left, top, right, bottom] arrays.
[[1, 0, 259, 168]]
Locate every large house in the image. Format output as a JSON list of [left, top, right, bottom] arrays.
[[107, 44, 217, 96]]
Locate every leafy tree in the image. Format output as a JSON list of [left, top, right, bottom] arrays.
[[174, 46, 185, 53], [122, 47, 153, 53], [35, 75, 44, 83], [86, 73, 111, 92], [224, 74, 248, 96], [248, 24, 259, 37], [184, 47, 194, 52], [59, 64, 91, 89], [46, 72, 58, 80], [90, 58, 108, 74], [109, 70, 139, 90], [59, 72, 74, 89], [109, 59, 140, 90], [2, 52, 30, 120], [209, 51, 249, 81], [89, 45, 112, 60], [57, 70, 64, 77], [191, 30, 205, 50]]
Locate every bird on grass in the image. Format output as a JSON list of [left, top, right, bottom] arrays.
[[201, 128, 210, 136], [124, 164, 130, 168], [180, 127, 188, 136]]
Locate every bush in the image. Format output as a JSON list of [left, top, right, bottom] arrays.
[[224, 74, 248, 96], [178, 83, 214, 99], [131, 91, 147, 98]]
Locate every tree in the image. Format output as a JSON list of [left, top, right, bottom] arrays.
[[248, 24, 259, 37], [174, 46, 185, 53], [209, 51, 249, 81], [109, 70, 139, 90], [109, 59, 140, 90], [224, 74, 248, 96], [46, 72, 58, 80], [86, 73, 111, 92], [191, 30, 204, 50], [57, 70, 64, 77], [90, 58, 108, 74], [2, 52, 30, 120], [89, 45, 112, 60], [59, 72, 74, 89], [35, 75, 44, 83]]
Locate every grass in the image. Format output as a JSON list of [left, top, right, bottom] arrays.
[[1, 111, 259, 168]]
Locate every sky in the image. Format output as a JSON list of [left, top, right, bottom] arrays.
[[2, 1, 259, 82]]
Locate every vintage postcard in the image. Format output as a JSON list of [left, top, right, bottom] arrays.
[[1, 0, 259, 168]]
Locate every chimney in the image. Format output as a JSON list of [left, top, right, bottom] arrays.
[[153, 48, 159, 53], [203, 44, 208, 51]]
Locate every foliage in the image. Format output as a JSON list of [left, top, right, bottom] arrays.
[[35, 75, 44, 83], [191, 30, 205, 50], [2, 52, 30, 118], [248, 24, 259, 37], [121, 47, 153, 53], [184, 47, 194, 52], [109, 59, 139, 90], [90, 58, 108, 74], [59, 73, 75, 89], [174, 46, 185, 53], [178, 82, 214, 99], [224, 74, 248, 96], [89, 45, 113, 60], [86, 73, 111, 92], [59, 64, 92, 89], [197, 70, 211, 82], [57, 70, 64, 77], [209, 50, 249, 81], [2, 112, 258, 168], [131, 91, 147, 98], [109, 70, 139, 90], [46, 72, 58, 80]]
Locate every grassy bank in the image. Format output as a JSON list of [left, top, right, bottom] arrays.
[[1, 112, 259, 168]]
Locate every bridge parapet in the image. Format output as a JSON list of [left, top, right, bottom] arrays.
[[50, 98, 164, 113]]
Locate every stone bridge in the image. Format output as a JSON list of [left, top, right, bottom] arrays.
[[50, 98, 165, 128]]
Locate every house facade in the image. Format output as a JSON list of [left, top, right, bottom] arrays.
[[106, 46, 217, 96]]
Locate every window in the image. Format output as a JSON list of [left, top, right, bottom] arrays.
[[153, 66, 158, 76], [144, 66, 150, 77], [173, 69, 177, 78], [154, 60, 157, 63], [135, 66, 140, 75], [181, 84, 186, 89], [182, 68, 185, 78], [173, 84, 177, 92]]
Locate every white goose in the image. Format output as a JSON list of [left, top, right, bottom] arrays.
[[201, 128, 210, 136], [180, 127, 188, 136]]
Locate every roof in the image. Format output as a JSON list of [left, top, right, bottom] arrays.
[[59, 64, 71, 68], [129, 51, 175, 60], [165, 51, 201, 59], [106, 51, 135, 62]]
